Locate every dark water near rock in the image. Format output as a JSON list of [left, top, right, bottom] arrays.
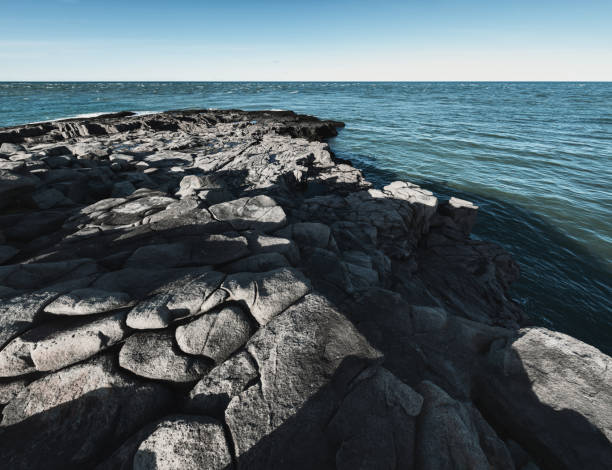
[[1, 82, 611, 353]]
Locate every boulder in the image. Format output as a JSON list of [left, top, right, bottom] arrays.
[[209, 195, 287, 232], [119, 331, 210, 383], [126, 294, 172, 329], [187, 351, 258, 415], [415, 380, 514, 470], [132, 415, 233, 470], [0, 355, 172, 469], [222, 267, 311, 325], [44, 288, 131, 315], [0, 312, 129, 376], [176, 305, 252, 363], [476, 328, 612, 470]]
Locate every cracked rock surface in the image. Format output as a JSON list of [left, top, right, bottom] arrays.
[[0, 109, 610, 469]]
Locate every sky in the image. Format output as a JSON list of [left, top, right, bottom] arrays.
[[1, 0, 611, 81]]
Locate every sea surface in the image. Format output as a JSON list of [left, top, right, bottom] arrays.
[[1, 82, 611, 353]]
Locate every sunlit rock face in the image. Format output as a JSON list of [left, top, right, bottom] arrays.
[[0, 110, 609, 470]]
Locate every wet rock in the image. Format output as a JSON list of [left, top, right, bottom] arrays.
[[176, 305, 252, 363], [119, 331, 210, 383], [222, 267, 311, 325], [0, 355, 172, 469], [44, 288, 131, 315], [187, 351, 258, 414], [209, 195, 287, 232], [132, 415, 233, 470]]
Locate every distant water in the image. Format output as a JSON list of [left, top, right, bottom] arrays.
[[1, 82, 611, 354]]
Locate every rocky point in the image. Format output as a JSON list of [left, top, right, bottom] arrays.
[[0, 110, 609, 469]]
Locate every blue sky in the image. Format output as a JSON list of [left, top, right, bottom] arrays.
[[1, 0, 611, 80]]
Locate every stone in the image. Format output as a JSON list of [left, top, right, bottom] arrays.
[[0, 277, 93, 350], [119, 331, 210, 383], [126, 234, 249, 267], [222, 252, 290, 273], [275, 222, 332, 248], [0, 355, 172, 469], [187, 351, 258, 414], [126, 294, 172, 329], [132, 415, 233, 470], [328, 366, 423, 470], [44, 288, 131, 315], [176, 305, 252, 363], [0, 143, 25, 154], [415, 380, 514, 470], [476, 328, 612, 470], [31, 187, 71, 209], [0, 378, 28, 406], [247, 232, 300, 264], [0, 312, 129, 376], [222, 267, 311, 325], [209, 195, 287, 232], [0, 258, 98, 290], [0, 245, 19, 264]]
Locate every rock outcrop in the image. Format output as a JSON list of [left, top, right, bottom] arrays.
[[0, 109, 609, 469]]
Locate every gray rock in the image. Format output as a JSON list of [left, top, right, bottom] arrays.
[[0, 354, 172, 469], [275, 222, 332, 248], [222, 252, 290, 273], [247, 232, 300, 264], [119, 331, 210, 383], [222, 267, 311, 325], [126, 234, 249, 267], [225, 294, 381, 468], [328, 366, 423, 470], [176, 305, 252, 363], [112, 180, 136, 197], [0, 378, 28, 405], [0, 245, 19, 264], [31, 187, 71, 209], [0, 277, 93, 350], [0, 258, 98, 290], [187, 351, 258, 414], [476, 328, 612, 470], [209, 195, 287, 232], [0, 143, 25, 154], [133, 415, 233, 470], [126, 294, 172, 329], [415, 380, 514, 470], [44, 288, 131, 315]]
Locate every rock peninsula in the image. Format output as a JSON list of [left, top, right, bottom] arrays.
[[0, 110, 610, 469]]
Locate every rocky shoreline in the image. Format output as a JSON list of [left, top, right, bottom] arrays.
[[0, 110, 609, 469]]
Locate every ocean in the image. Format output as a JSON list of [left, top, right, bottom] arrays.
[[1, 82, 611, 353]]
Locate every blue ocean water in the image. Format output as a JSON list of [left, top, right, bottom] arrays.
[[1, 82, 611, 353]]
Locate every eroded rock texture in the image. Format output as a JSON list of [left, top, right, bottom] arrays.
[[0, 110, 609, 469]]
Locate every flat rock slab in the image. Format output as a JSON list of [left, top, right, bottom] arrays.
[[222, 267, 311, 325], [133, 415, 233, 470], [209, 195, 287, 232], [176, 305, 252, 363], [187, 351, 258, 415], [119, 331, 210, 383], [126, 294, 172, 329], [0, 312, 129, 376], [0, 355, 172, 469], [44, 288, 132, 315]]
